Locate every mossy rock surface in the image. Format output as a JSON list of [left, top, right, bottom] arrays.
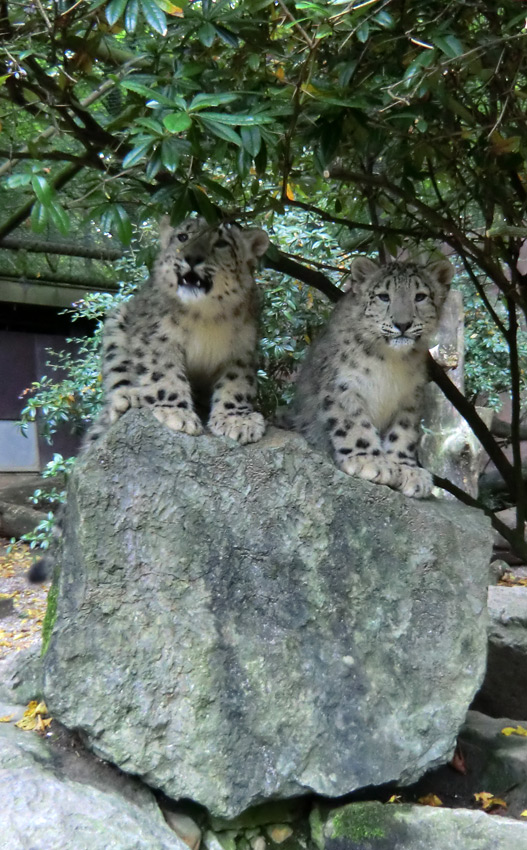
[[43, 413, 492, 817], [323, 801, 527, 850]]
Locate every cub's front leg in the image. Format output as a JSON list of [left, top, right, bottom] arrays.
[[323, 394, 401, 489], [383, 407, 432, 498], [101, 304, 141, 425], [137, 345, 203, 436], [208, 360, 265, 445]]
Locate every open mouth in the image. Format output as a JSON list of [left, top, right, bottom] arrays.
[[178, 270, 213, 295]]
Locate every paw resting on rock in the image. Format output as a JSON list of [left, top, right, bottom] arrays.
[[152, 406, 203, 436], [209, 410, 265, 444]]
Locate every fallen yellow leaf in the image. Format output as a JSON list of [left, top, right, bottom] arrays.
[[501, 725, 527, 737], [474, 792, 508, 810], [418, 794, 443, 807], [0, 714, 14, 722], [387, 794, 402, 804], [35, 715, 52, 734], [15, 700, 51, 732], [521, 811, 527, 818]]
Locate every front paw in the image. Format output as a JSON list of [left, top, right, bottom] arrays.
[[399, 466, 433, 499], [108, 387, 140, 424], [152, 406, 203, 436], [340, 454, 402, 489], [209, 410, 266, 444]]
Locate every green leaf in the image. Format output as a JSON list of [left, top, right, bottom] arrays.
[[48, 201, 71, 235], [375, 9, 393, 27], [161, 138, 181, 172], [163, 112, 192, 132], [140, 0, 167, 34], [106, 0, 128, 26], [112, 204, 133, 245], [241, 125, 261, 157], [356, 22, 369, 42], [146, 148, 163, 179], [30, 200, 48, 233], [434, 34, 464, 58], [190, 187, 218, 224], [197, 175, 235, 202], [167, 189, 189, 225], [213, 25, 239, 47], [135, 116, 165, 134], [120, 80, 179, 106], [31, 175, 53, 205], [5, 173, 32, 189], [200, 111, 273, 125], [124, 0, 140, 31], [200, 116, 242, 146], [122, 138, 154, 168], [188, 92, 239, 111], [198, 21, 216, 47]]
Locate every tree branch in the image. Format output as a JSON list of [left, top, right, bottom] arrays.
[[0, 235, 124, 260], [264, 247, 343, 303], [428, 354, 516, 498], [0, 161, 86, 241], [328, 164, 512, 293], [433, 473, 527, 561]]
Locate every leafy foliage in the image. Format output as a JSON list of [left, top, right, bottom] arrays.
[[3, 0, 527, 551]]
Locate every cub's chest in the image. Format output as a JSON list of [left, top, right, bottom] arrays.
[[340, 353, 425, 432], [179, 309, 255, 378]]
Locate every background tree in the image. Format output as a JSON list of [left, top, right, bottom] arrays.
[[2, 0, 527, 555]]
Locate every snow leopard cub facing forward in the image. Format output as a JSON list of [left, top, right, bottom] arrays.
[[88, 216, 269, 446], [289, 257, 453, 498]]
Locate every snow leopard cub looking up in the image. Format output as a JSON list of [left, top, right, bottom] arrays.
[[88, 216, 269, 446], [289, 257, 453, 498]]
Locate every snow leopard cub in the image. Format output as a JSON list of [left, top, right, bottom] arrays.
[[289, 257, 453, 498], [88, 216, 269, 446]]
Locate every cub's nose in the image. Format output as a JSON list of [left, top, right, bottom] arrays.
[[187, 254, 205, 267], [394, 321, 412, 334]]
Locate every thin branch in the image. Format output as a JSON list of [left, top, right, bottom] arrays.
[[428, 354, 516, 499], [433, 473, 527, 562], [285, 197, 433, 239], [328, 164, 512, 292], [460, 255, 508, 338], [276, 0, 315, 49], [507, 297, 526, 535]]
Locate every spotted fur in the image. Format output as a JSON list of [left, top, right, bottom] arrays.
[[288, 257, 453, 498], [87, 216, 269, 446]]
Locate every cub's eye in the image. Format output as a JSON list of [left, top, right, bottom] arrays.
[[415, 292, 428, 302], [178, 233, 189, 243], [377, 293, 390, 302], [215, 238, 229, 249]]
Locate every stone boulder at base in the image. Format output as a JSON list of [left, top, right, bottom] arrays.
[[317, 801, 527, 850], [472, 585, 527, 719], [0, 702, 188, 850], [42, 411, 492, 818]]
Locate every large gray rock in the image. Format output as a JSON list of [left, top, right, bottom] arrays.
[[0, 646, 43, 706], [460, 711, 527, 817], [0, 703, 189, 850], [473, 586, 527, 718], [317, 801, 527, 850], [43, 412, 492, 818]]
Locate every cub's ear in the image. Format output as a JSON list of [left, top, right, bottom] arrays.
[[159, 215, 174, 251], [349, 256, 379, 288], [428, 259, 454, 289], [243, 227, 269, 259]]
